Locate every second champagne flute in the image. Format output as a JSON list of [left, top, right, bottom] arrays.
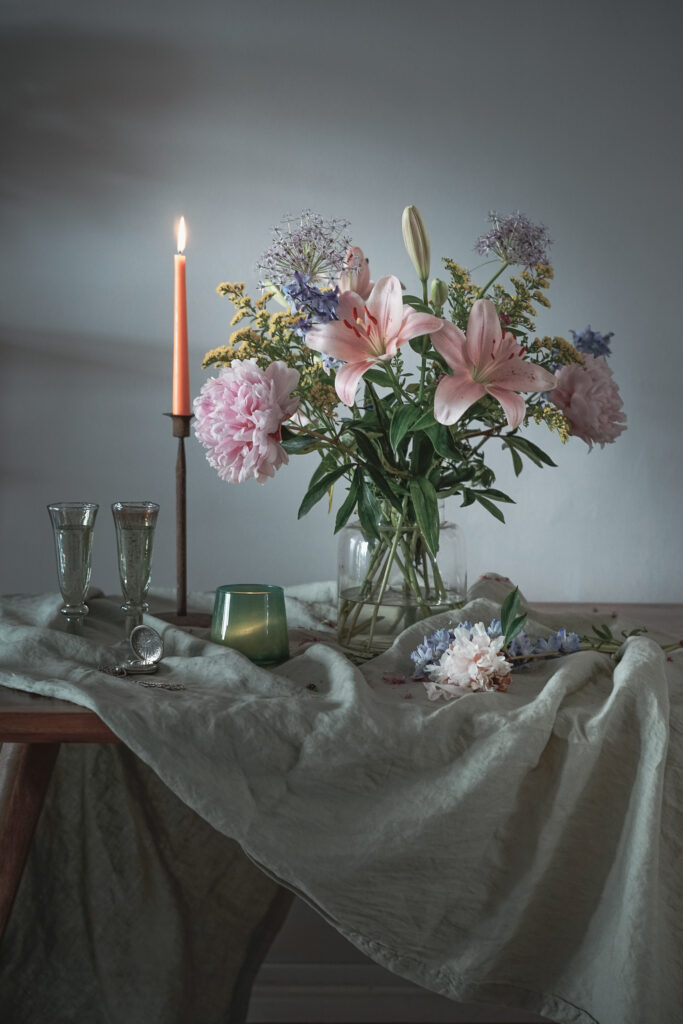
[[111, 501, 159, 629]]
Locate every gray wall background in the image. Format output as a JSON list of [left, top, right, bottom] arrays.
[[2, 0, 682, 602]]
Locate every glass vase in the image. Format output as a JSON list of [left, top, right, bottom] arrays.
[[337, 502, 466, 661]]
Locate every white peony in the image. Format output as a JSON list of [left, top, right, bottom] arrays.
[[424, 623, 511, 700]]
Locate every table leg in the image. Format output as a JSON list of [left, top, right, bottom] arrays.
[[0, 742, 60, 941]]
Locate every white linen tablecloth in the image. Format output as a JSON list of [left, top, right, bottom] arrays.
[[0, 576, 681, 1024]]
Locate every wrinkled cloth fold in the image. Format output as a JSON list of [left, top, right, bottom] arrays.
[[0, 577, 681, 1024]]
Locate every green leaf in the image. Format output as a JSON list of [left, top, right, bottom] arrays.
[[411, 408, 438, 433], [357, 477, 381, 540], [363, 368, 391, 387], [297, 465, 349, 519], [353, 430, 386, 472], [389, 405, 420, 453], [364, 464, 403, 512], [509, 446, 524, 477], [410, 431, 433, 477], [280, 431, 319, 455], [308, 454, 338, 487], [501, 587, 521, 634], [473, 493, 506, 523], [506, 434, 557, 468], [409, 478, 440, 557], [505, 614, 528, 644], [334, 471, 361, 533], [475, 488, 515, 504], [402, 294, 432, 314]]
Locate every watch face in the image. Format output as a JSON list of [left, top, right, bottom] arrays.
[[129, 625, 164, 665]]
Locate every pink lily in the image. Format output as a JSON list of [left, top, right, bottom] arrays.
[[337, 246, 373, 299], [307, 275, 443, 406], [432, 299, 556, 429]]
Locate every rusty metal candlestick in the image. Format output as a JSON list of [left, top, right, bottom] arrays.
[[158, 414, 211, 629]]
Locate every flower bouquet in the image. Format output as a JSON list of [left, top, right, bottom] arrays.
[[194, 208, 626, 659]]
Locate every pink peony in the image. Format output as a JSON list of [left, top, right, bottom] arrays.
[[550, 355, 626, 449], [193, 359, 300, 483]]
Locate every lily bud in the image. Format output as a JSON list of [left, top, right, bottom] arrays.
[[430, 277, 448, 312], [402, 205, 431, 283]]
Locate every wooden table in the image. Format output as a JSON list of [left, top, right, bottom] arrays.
[[1, 602, 681, 946]]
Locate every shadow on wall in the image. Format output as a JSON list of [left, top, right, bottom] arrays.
[[0, 25, 195, 202], [0, 324, 169, 480]]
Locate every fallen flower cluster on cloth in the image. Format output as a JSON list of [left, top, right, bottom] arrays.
[[411, 588, 683, 700]]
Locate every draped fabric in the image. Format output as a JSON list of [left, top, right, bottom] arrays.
[[0, 578, 681, 1024]]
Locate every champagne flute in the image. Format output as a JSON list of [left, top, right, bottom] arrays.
[[47, 502, 99, 629], [111, 501, 159, 629]]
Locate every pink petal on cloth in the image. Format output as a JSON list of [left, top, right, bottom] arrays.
[[434, 376, 486, 425], [465, 299, 503, 365], [335, 359, 376, 406], [485, 386, 526, 430]]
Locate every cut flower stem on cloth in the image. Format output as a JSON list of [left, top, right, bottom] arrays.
[[411, 587, 683, 700]]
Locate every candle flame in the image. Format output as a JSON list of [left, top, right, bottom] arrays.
[[176, 216, 187, 254]]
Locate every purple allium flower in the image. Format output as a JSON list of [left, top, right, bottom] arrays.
[[475, 211, 552, 269], [257, 211, 351, 289], [570, 325, 614, 359]]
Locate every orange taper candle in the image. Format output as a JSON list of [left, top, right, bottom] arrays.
[[172, 216, 190, 415]]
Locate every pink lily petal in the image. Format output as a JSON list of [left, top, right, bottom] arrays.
[[430, 320, 468, 370], [434, 377, 486, 425], [392, 309, 444, 354], [465, 299, 502, 365], [335, 359, 376, 406], [432, 299, 557, 426], [366, 275, 404, 341], [307, 275, 442, 407], [485, 386, 526, 430], [338, 247, 373, 300], [306, 319, 373, 363], [487, 358, 556, 393]]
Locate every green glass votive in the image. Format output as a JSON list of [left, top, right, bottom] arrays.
[[211, 584, 289, 666]]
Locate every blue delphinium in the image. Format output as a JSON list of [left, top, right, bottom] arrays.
[[282, 272, 340, 325], [411, 627, 453, 679], [475, 211, 552, 269], [570, 326, 614, 359], [508, 628, 581, 660]]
